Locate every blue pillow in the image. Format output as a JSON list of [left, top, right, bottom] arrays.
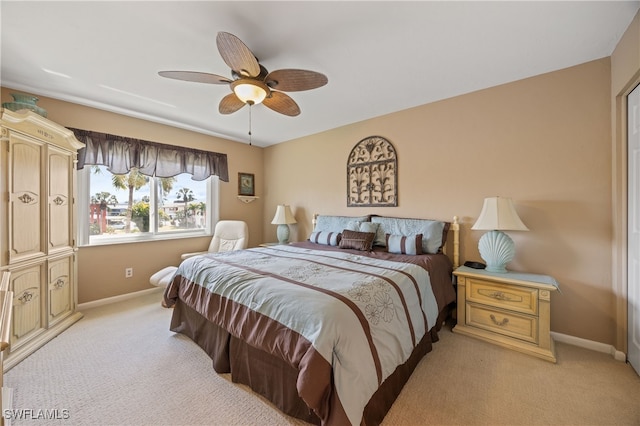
[[344, 220, 380, 234], [313, 215, 369, 233], [371, 217, 445, 254]]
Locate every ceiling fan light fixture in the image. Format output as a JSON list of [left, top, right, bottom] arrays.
[[232, 79, 269, 105]]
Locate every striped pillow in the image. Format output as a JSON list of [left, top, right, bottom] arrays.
[[385, 234, 423, 255], [309, 231, 342, 246]]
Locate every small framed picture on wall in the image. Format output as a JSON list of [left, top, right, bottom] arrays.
[[238, 172, 255, 196]]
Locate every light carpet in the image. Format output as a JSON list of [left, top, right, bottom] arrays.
[[4, 290, 640, 425]]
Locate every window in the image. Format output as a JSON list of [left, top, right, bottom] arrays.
[[77, 165, 219, 246], [70, 128, 227, 246]]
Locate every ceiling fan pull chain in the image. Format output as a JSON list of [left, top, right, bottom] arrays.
[[248, 102, 253, 146]]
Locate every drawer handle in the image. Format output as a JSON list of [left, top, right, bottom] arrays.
[[18, 291, 33, 304], [18, 193, 35, 204], [490, 314, 509, 327], [479, 289, 523, 303], [489, 291, 508, 301], [54, 278, 65, 289]]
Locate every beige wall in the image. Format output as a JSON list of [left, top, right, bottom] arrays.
[[0, 87, 265, 303], [265, 58, 614, 344]]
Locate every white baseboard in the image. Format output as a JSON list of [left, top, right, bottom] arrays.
[[78, 287, 163, 311], [551, 331, 627, 362]]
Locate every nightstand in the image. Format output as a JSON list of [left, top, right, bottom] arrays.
[[452, 266, 559, 363]]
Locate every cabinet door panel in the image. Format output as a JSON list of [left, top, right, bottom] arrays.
[[9, 133, 44, 263], [48, 147, 73, 253], [48, 256, 73, 325], [10, 264, 43, 344]]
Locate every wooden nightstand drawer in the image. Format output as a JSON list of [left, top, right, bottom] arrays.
[[453, 266, 558, 363], [466, 303, 538, 344], [467, 278, 538, 315]]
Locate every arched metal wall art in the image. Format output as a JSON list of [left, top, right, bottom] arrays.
[[347, 136, 397, 207]]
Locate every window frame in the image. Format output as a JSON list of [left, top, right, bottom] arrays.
[[77, 167, 219, 247]]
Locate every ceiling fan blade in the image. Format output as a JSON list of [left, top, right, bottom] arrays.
[[219, 93, 246, 114], [158, 71, 231, 84], [262, 91, 300, 116], [264, 69, 328, 92], [216, 32, 261, 78]]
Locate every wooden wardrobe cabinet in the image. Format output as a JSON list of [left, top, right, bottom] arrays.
[[0, 108, 84, 371]]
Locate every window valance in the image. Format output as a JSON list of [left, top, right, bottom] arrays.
[[71, 128, 229, 182]]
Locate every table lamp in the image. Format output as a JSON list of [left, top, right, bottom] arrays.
[[471, 197, 529, 273], [271, 204, 297, 244]]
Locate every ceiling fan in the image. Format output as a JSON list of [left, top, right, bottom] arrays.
[[158, 31, 328, 117]]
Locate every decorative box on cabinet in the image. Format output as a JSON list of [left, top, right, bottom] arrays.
[[452, 266, 559, 363], [0, 108, 84, 371]]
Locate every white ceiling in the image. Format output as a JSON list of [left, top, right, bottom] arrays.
[[1, 1, 638, 147]]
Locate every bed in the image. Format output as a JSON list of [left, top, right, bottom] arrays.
[[163, 214, 459, 425]]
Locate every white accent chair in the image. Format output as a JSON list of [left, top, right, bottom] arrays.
[[149, 220, 249, 288]]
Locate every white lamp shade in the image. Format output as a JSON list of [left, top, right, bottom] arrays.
[[271, 205, 297, 225], [471, 197, 529, 231]]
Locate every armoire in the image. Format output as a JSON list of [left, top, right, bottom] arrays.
[[0, 108, 84, 371]]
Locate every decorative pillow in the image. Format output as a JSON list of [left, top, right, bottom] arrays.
[[309, 231, 341, 246], [344, 220, 380, 234], [385, 234, 423, 255], [339, 230, 376, 251], [371, 216, 446, 254], [313, 215, 370, 233]]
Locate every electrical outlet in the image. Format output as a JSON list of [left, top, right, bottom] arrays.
[[125, 267, 133, 278]]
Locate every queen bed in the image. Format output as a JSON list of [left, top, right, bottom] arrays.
[[163, 214, 459, 425]]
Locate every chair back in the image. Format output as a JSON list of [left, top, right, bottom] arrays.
[[208, 220, 249, 252]]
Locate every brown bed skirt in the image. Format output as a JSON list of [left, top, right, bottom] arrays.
[[170, 299, 447, 425]]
